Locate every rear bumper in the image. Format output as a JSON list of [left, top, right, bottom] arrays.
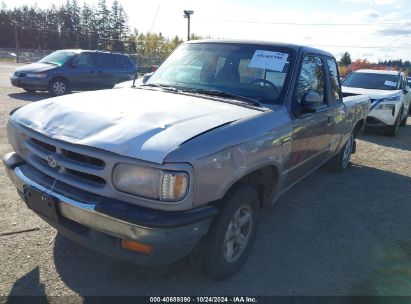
[[3, 152, 217, 266], [10, 76, 49, 91]]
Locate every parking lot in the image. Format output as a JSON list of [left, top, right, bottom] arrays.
[[0, 61, 411, 297]]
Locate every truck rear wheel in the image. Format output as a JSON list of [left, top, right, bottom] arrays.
[[192, 186, 259, 280], [327, 134, 353, 173]]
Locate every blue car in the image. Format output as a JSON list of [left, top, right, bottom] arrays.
[[10, 50, 137, 96]]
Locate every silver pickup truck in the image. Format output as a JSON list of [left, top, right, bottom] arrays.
[[4, 40, 370, 280]]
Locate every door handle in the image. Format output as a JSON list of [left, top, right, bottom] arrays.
[[327, 116, 332, 125], [90, 70, 95, 74]]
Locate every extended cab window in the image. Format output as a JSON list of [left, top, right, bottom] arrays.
[[296, 56, 325, 104], [327, 58, 341, 102]]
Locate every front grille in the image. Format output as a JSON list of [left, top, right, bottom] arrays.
[[65, 168, 106, 185], [23, 134, 107, 188], [61, 149, 105, 168], [31, 138, 56, 153]]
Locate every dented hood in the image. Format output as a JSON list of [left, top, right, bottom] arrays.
[[11, 88, 260, 164]]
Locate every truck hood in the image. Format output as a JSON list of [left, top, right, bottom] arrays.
[[11, 88, 262, 164], [342, 86, 401, 99], [14, 62, 57, 74]]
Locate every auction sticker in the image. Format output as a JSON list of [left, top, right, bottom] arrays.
[[384, 80, 397, 87], [249, 50, 288, 72]]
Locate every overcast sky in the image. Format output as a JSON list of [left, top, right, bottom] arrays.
[[2, 0, 411, 62]]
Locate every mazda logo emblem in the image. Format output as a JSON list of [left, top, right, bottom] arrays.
[[47, 155, 57, 168]]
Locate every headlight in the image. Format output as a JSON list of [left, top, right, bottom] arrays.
[[26, 73, 47, 78], [112, 164, 189, 202], [381, 95, 400, 102], [376, 103, 395, 110]]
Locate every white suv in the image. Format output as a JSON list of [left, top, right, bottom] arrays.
[[342, 69, 410, 136]]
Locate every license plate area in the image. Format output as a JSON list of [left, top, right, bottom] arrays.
[[25, 189, 59, 222]]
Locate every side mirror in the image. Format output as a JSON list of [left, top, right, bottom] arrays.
[[301, 91, 322, 113], [70, 62, 78, 68], [142, 72, 153, 84]]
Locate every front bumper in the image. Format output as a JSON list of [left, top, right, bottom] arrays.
[[3, 152, 217, 266], [10, 76, 49, 91]]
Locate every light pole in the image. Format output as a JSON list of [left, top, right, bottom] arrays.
[[12, 21, 20, 63], [183, 10, 194, 41]]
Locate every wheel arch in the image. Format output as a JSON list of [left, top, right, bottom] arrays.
[[220, 164, 280, 209], [48, 76, 70, 88]]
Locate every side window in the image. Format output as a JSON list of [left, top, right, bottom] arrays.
[[116, 55, 132, 68], [297, 56, 325, 104], [327, 58, 342, 102], [96, 53, 117, 68], [72, 53, 93, 68]]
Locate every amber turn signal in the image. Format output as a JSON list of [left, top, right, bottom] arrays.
[[120, 239, 152, 255]]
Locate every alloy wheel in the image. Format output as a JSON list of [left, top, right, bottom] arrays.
[[223, 204, 254, 263]]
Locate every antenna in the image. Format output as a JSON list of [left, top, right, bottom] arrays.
[[132, 5, 160, 87]]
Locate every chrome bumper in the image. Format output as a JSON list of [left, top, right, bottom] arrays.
[[4, 152, 217, 266]]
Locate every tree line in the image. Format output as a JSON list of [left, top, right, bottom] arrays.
[[0, 0, 187, 58], [338, 51, 411, 77]]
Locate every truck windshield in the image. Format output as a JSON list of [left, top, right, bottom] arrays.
[[146, 43, 295, 105], [343, 72, 399, 90], [38, 50, 75, 66]]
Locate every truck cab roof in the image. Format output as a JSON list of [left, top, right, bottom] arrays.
[[186, 39, 335, 58]]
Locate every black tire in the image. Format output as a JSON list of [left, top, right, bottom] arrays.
[[192, 186, 260, 280], [327, 134, 354, 173], [23, 88, 36, 93], [48, 78, 69, 96], [386, 109, 402, 137], [400, 114, 408, 126]]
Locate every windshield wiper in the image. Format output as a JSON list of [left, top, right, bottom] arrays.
[[40, 61, 58, 65], [181, 89, 264, 108], [141, 83, 178, 92]]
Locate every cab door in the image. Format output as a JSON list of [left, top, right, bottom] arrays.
[[325, 58, 346, 156], [284, 55, 334, 187]]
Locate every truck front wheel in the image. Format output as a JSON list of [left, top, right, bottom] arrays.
[[192, 186, 260, 280]]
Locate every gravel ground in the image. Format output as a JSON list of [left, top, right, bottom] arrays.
[[0, 62, 411, 298]]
